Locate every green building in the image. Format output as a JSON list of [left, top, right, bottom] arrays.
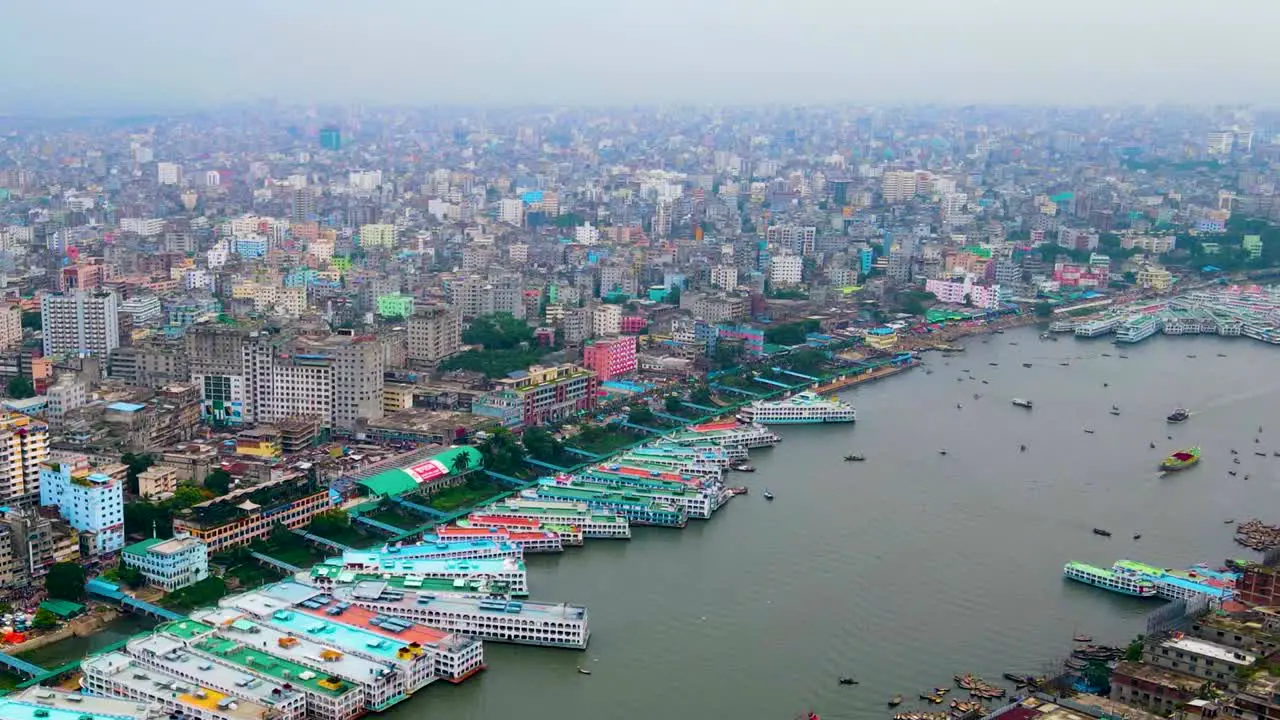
[[1243, 234, 1263, 259], [319, 125, 341, 151], [377, 293, 415, 319]]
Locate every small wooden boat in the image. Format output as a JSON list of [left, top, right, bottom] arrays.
[[988, 362, 999, 367], [1218, 353, 1228, 358], [1187, 354, 1197, 359], [1110, 409, 1121, 416], [731, 463, 756, 472], [938, 449, 948, 455], [1118, 354, 1128, 359], [1256, 452, 1267, 457], [1019, 444, 1026, 452], [1133, 534, 1142, 540], [1092, 528, 1112, 537], [888, 695, 903, 707], [843, 454, 865, 462], [763, 490, 774, 501], [577, 666, 592, 675], [1101, 353, 1111, 357], [1073, 634, 1093, 642], [1083, 428, 1095, 434], [1225, 519, 1236, 524], [1022, 362, 1032, 368], [1059, 362, 1070, 366], [838, 677, 857, 685]]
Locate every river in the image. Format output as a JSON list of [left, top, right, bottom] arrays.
[[390, 325, 1280, 720]]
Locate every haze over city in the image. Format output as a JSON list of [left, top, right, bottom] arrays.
[[4, 0, 1280, 112]]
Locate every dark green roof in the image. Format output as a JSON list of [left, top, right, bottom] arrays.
[[39, 599, 85, 618]]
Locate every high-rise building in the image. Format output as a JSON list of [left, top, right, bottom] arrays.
[[0, 412, 48, 507], [882, 171, 919, 203], [358, 223, 397, 248], [0, 302, 20, 350], [498, 198, 524, 226], [768, 255, 803, 286], [592, 303, 622, 337], [407, 307, 461, 365], [710, 265, 739, 290], [472, 364, 598, 429], [295, 332, 384, 431], [39, 456, 124, 556], [319, 125, 342, 151], [41, 290, 120, 358], [1206, 130, 1234, 155], [582, 336, 637, 381], [290, 186, 316, 223], [157, 162, 181, 186]]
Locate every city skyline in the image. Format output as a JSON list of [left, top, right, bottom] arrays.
[[3, 0, 1280, 113]]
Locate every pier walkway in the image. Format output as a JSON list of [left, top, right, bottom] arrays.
[[711, 384, 762, 397], [388, 495, 446, 519], [292, 529, 355, 553], [524, 457, 575, 473], [618, 421, 663, 434], [352, 512, 408, 536], [775, 369, 818, 382], [249, 551, 302, 575], [680, 401, 721, 413], [86, 578, 184, 621], [0, 651, 45, 678], [484, 469, 528, 487]]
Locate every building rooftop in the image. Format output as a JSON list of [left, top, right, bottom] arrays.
[[83, 651, 274, 720], [190, 608, 393, 684], [328, 583, 587, 624], [335, 553, 524, 576], [307, 565, 507, 596], [2, 688, 158, 720], [1112, 660, 1205, 692], [1162, 636, 1256, 665], [127, 633, 303, 709], [192, 635, 357, 698]]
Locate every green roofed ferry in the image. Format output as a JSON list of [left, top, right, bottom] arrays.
[[1063, 562, 1158, 597], [1160, 446, 1201, 472]]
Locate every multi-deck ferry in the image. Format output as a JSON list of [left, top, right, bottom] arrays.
[[462, 514, 584, 547], [480, 499, 632, 539], [736, 391, 856, 425], [1075, 317, 1123, 338], [524, 485, 689, 528], [1110, 560, 1237, 602], [1062, 561, 1158, 597], [660, 420, 781, 450], [1115, 315, 1162, 343], [539, 474, 718, 519], [434, 523, 565, 553]]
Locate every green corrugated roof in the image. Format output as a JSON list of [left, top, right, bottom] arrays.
[[39, 599, 84, 618], [357, 446, 483, 498], [122, 537, 166, 557], [358, 469, 418, 497]]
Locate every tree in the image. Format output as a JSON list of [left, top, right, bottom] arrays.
[[522, 427, 565, 462], [31, 608, 58, 630], [962, 293, 973, 308], [666, 286, 681, 306], [6, 376, 34, 399], [46, 562, 87, 602], [20, 311, 41, 331], [118, 565, 146, 589], [1034, 301, 1053, 318], [308, 509, 351, 537], [268, 521, 293, 547], [664, 396, 683, 413], [1082, 660, 1111, 693], [1123, 271, 1137, 284], [1124, 635, 1145, 662], [477, 428, 528, 476], [690, 385, 713, 406], [121, 453, 155, 496], [462, 313, 534, 350], [628, 406, 656, 426], [204, 469, 233, 496], [451, 451, 472, 475]]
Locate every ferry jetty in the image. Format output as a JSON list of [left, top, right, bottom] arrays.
[[736, 391, 856, 425], [1060, 285, 1280, 345]]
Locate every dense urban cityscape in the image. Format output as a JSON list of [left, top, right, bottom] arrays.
[[3, 56, 1280, 720]]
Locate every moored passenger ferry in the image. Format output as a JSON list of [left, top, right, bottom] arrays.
[[478, 499, 632, 539], [736, 391, 856, 424], [1063, 561, 1158, 597], [660, 420, 781, 450]]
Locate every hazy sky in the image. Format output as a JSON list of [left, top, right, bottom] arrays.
[[3, 0, 1278, 112]]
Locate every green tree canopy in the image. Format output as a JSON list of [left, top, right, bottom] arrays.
[[478, 428, 528, 476], [1033, 301, 1053, 318], [31, 608, 58, 630], [308, 509, 350, 537], [46, 562, 87, 602], [462, 313, 534, 350], [6, 376, 34, 399], [628, 406, 656, 426], [204, 469, 233, 496], [20, 311, 41, 331], [522, 427, 566, 463], [121, 453, 155, 496], [664, 396, 684, 413], [118, 565, 146, 589]]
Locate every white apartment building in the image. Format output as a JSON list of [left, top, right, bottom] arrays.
[[120, 295, 163, 323], [498, 198, 524, 226], [574, 223, 599, 245], [122, 534, 209, 590], [39, 456, 125, 555], [592, 304, 622, 337], [358, 223, 397, 248], [769, 255, 804, 286], [407, 307, 461, 364], [882, 170, 919, 203], [710, 265, 738, 291], [508, 243, 528, 264], [41, 290, 120, 357], [121, 217, 166, 236], [0, 302, 21, 349], [157, 162, 182, 185], [45, 375, 86, 425], [348, 170, 383, 191]]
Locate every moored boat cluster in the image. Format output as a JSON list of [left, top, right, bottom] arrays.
[[1064, 644, 1123, 670], [953, 674, 1007, 699], [1234, 519, 1280, 551]]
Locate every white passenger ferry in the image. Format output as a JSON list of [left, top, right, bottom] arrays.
[[1115, 315, 1162, 343], [1062, 561, 1158, 597], [736, 392, 856, 425]]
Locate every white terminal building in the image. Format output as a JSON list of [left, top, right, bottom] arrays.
[[39, 456, 124, 554]]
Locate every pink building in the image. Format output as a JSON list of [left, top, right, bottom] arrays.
[[1052, 262, 1107, 288], [621, 315, 649, 334], [582, 335, 637, 381], [924, 276, 1003, 310]]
